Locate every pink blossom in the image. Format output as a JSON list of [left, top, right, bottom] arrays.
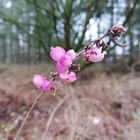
[[68, 72, 77, 83], [111, 25, 126, 32], [59, 71, 77, 83], [33, 74, 52, 91], [42, 80, 52, 91], [88, 47, 105, 62], [59, 72, 68, 80], [56, 62, 69, 73], [50, 46, 66, 62], [66, 49, 76, 60], [59, 54, 73, 67], [33, 75, 45, 89]]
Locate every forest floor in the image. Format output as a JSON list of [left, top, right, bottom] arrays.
[[0, 64, 140, 140]]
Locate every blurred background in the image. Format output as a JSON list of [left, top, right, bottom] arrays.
[[0, 0, 140, 140], [0, 0, 139, 69]]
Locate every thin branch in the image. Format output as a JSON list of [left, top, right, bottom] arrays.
[[14, 90, 44, 140]]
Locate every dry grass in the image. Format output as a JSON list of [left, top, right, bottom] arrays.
[[0, 64, 140, 140]]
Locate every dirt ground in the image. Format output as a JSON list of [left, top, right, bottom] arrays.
[[0, 64, 140, 140]]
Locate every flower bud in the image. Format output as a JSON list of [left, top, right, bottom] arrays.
[[33, 75, 52, 91], [42, 80, 52, 91], [111, 25, 126, 33], [33, 75, 45, 89], [59, 71, 77, 83], [88, 47, 105, 62], [68, 72, 77, 83], [66, 49, 76, 60], [50, 46, 66, 62]]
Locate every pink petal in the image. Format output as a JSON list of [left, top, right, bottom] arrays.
[[59, 71, 77, 83], [50, 46, 66, 62], [33, 75, 52, 91], [56, 62, 69, 73], [66, 49, 76, 60], [59, 54, 73, 67], [59, 72, 69, 80], [42, 80, 52, 91], [33, 75, 45, 89], [68, 72, 77, 83], [89, 47, 105, 62], [111, 25, 126, 32]]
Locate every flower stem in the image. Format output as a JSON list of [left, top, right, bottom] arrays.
[[14, 90, 44, 140]]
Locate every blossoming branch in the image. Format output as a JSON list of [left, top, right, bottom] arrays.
[[14, 25, 126, 140], [33, 25, 126, 93]]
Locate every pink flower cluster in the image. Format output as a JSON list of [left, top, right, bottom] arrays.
[[50, 47, 76, 73], [33, 75, 52, 91], [32, 25, 126, 93], [83, 47, 106, 62], [32, 46, 106, 92], [50, 46, 77, 82]]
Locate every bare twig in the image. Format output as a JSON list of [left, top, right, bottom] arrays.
[[111, 39, 126, 47], [14, 90, 44, 140]]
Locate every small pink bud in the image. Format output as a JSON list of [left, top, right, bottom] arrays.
[[68, 72, 77, 83], [33, 75, 45, 89], [111, 25, 126, 32], [50, 46, 66, 62], [59, 54, 73, 67], [59, 72, 68, 80], [33, 74, 52, 91], [66, 49, 76, 60], [89, 47, 105, 62], [56, 62, 69, 73], [42, 80, 52, 91], [59, 71, 77, 83]]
